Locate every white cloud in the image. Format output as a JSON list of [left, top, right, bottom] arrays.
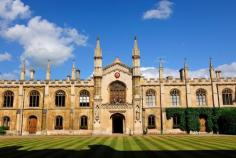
[[0, 52, 12, 61], [143, 0, 173, 20], [216, 62, 236, 77], [3, 16, 88, 67], [141, 62, 236, 79], [0, 0, 30, 22], [0, 70, 18, 80]]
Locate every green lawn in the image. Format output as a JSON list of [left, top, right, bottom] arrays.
[[0, 135, 236, 158]]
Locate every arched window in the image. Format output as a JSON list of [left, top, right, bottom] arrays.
[[146, 89, 156, 106], [55, 90, 65, 107], [3, 91, 14, 107], [80, 116, 88, 129], [29, 90, 40, 107], [222, 88, 233, 105], [2, 116, 10, 130], [196, 89, 207, 106], [55, 116, 63, 130], [110, 81, 126, 104], [148, 115, 156, 129], [80, 90, 90, 107], [173, 114, 180, 129], [170, 89, 180, 106]]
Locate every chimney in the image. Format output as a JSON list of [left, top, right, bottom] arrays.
[[76, 69, 80, 80], [67, 75, 71, 81], [30, 69, 35, 80], [215, 70, 222, 79], [179, 68, 184, 81]]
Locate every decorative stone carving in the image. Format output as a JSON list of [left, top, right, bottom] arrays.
[[101, 103, 133, 109], [95, 105, 100, 121], [136, 105, 140, 120]]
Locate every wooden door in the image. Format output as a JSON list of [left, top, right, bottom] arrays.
[[29, 117, 37, 134], [199, 117, 206, 132]]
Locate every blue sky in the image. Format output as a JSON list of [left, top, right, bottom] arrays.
[[0, 0, 236, 80]]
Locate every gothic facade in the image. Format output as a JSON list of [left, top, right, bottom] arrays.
[[0, 37, 236, 135]]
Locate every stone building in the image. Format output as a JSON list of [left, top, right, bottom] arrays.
[[0, 37, 236, 135]]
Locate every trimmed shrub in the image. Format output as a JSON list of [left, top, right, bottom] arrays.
[[166, 107, 236, 134], [218, 109, 236, 135], [0, 126, 6, 135]]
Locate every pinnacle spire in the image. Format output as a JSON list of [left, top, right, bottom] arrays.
[[96, 37, 100, 49], [46, 59, 51, 80], [209, 57, 213, 69], [184, 58, 188, 69], [159, 58, 163, 68], [209, 57, 215, 79], [132, 36, 140, 57], [94, 37, 102, 57], [71, 60, 76, 80], [133, 36, 139, 50], [21, 59, 26, 72], [20, 60, 26, 80]]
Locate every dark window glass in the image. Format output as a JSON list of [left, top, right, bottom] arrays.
[[55, 116, 63, 130], [222, 88, 233, 105], [29, 90, 40, 107], [3, 116, 10, 130], [3, 91, 14, 107], [110, 81, 126, 104], [55, 90, 65, 107], [80, 116, 88, 129], [148, 115, 156, 129]]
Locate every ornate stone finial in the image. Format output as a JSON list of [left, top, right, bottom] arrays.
[[113, 57, 122, 64]]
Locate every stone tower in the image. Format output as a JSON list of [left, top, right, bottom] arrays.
[[93, 37, 103, 134], [132, 36, 143, 134]]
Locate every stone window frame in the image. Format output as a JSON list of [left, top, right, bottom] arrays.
[[55, 115, 63, 130], [148, 114, 156, 129], [3, 90, 14, 108], [146, 89, 156, 107], [2, 116, 10, 130], [109, 81, 126, 104], [80, 115, 88, 129], [79, 90, 90, 107], [29, 90, 40, 107], [170, 89, 180, 106], [222, 88, 233, 105], [55, 90, 66, 107], [196, 88, 207, 106]]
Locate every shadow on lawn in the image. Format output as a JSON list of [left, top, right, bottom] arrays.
[[0, 145, 235, 158]]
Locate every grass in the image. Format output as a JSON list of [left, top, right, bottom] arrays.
[[0, 135, 236, 158]]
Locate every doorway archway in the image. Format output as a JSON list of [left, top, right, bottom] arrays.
[[110, 113, 125, 134], [28, 115, 37, 134], [199, 115, 207, 132]]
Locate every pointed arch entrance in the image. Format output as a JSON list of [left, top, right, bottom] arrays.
[[110, 113, 125, 134]]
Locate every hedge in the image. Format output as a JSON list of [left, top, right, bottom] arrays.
[[166, 107, 236, 134]]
